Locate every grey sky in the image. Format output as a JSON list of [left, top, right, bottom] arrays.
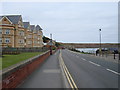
[[1, 2, 118, 43]]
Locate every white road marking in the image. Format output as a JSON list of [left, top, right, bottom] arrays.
[[59, 50, 78, 89], [89, 61, 100, 67], [43, 69, 60, 73], [81, 58, 86, 61], [106, 69, 120, 75]]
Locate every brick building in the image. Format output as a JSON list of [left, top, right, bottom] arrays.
[[0, 15, 43, 48]]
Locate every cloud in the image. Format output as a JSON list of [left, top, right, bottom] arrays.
[[2, 2, 118, 43]]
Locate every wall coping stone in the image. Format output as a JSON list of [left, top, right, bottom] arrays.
[[0, 50, 50, 80]]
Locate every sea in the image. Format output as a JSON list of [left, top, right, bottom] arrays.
[[76, 48, 99, 54]]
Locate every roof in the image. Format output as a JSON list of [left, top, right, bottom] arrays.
[[0, 16, 3, 20], [6, 15, 21, 24], [36, 25, 43, 31], [30, 25, 35, 31], [23, 22, 30, 29], [0, 15, 22, 24]]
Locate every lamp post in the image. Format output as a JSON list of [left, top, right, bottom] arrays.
[[99, 29, 102, 56], [50, 33, 52, 55]]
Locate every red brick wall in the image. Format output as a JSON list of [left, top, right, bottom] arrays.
[[2, 50, 55, 89]]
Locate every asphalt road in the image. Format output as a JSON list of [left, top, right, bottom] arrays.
[[18, 49, 119, 88], [61, 49, 119, 88]]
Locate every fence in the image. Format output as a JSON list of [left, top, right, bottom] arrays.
[[2, 47, 49, 55]]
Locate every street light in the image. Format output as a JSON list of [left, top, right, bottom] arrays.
[[50, 33, 52, 55], [99, 29, 102, 56]]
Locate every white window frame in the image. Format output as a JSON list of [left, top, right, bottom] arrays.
[[19, 39, 24, 44], [28, 41, 32, 44], [5, 29, 10, 34], [0, 38, 2, 43], [19, 31, 24, 36], [5, 38, 10, 43], [34, 36, 37, 39], [0, 29, 2, 34], [28, 35, 32, 38]]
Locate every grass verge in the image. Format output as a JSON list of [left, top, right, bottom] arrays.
[[1, 52, 43, 69]]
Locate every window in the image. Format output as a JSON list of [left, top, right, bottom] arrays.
[[34, 36, 37, 39], [5, 29, 10, 34], [0, 29, 2, 34], [19, 39, 24, 43], [38, 32, 41, 35], [28, 35, 32, 38], [22, 31, 24, 36], [34, 41, 37, 44], [19, 31, 24, 36], [28, 41, 32, 44], [0, 38, 2, 43], [5, 38, 10, 43]]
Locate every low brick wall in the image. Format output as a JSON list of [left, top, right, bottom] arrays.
[[1, 50, 56, 89]]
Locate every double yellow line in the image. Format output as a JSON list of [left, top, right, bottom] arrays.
[[59, 50, 78, 90]]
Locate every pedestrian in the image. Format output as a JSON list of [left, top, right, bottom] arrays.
[[96, 50, 98, 56]]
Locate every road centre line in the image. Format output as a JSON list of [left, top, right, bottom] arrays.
[[58, 53, 69, 88], [89, 61, 101, 67], [60, 56, 74, 89], [106, 68, 120, 75], [63, 61, 78, 90], [59, 50, 78, 90]]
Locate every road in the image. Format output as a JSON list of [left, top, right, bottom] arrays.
[[61, 49, 119, 88], [19, 49, 119, 88]]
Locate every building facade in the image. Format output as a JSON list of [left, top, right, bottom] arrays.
[[0, 15, 43, 48]]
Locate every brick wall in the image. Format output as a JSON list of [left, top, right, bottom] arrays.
[[1, 50, 56, 89]]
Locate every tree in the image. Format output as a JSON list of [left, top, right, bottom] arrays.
[[55, 42, 61, 47], [42, 36, 50, 43]]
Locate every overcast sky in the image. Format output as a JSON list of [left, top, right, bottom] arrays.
[[1, 2, 118, 43]]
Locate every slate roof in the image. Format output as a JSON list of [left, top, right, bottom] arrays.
[[6, 15, 21, 24], [36, 25, 43, 31], [23, 22, 30, 29], [30, 25, 35, 31], [0, 16, 3, 20], [0, 15, 21, 24]]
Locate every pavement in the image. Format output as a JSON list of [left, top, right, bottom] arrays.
[[18, 49, 119, 88], [19, 50, 64, 88]]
